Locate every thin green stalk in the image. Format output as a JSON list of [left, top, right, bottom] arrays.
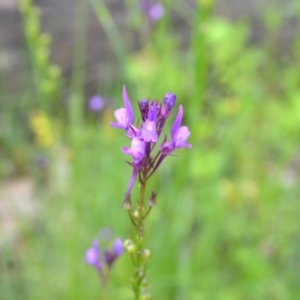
[[127, 167, 151, 300], [190, 0, 214, 121], [88, 0, 129, 74], [69, 0, 88, 131]]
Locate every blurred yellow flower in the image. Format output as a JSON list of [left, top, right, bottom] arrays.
[[30, 110, 54, 148]]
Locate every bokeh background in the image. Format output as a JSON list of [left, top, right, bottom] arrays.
[[1, 0, 300, 299]]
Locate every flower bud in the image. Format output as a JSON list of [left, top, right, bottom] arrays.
[[123, 198, 132, 210], [139, 99, 149, 121], [141, 248, 151, 260], [123, 239, 137, 254], [161, 92, 176, 118], [148, 190, 157, 207], [164, 93, 176, 108], [132, 209, 140, 219]]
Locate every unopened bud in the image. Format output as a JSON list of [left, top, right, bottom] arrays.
[[148, 190, 157, 207], [132, 209, 140, 219], [123, 198, 132, 210], [141, 248, 151, 260], [123, 239, 137, 254], [141, 277, 148, 287]]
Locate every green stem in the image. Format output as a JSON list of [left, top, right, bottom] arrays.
[[131, 166, 150, 299]]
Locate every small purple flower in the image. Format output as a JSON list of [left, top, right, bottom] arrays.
[[85, 238, 124, 272], [113, 238, 124, 256], [140, 102, 158, 143], [123, 137, 145, 164], [104, 238, 124, 267], [85, 240, 102, 270], [89, 95, 105, 112], [161, 92, 176, 118], [148, 3, 164, 21], [140, 0, 164, 22], [111, 85, 135, 133], [36, 155, 49, 169], [162, 105, 192, 153]]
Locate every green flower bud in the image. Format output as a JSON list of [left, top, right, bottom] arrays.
[[141, 293, 152, 300], [141, 249, 151, 261], [123, 239, 136, 254], [132, 210, 140, 219]]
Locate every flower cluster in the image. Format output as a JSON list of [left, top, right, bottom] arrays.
[[111, 86, 192, 206], [85, 238, 124, 280], [30, 110, 55, 148]]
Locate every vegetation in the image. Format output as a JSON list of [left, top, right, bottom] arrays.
[[1, 0, 300, 299]]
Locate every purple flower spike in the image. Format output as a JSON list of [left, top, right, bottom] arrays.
[[89, 95, 105, 112], [123, 137, 145, 164], [111, 85, 135, 132], [85, 240, 102, 270]]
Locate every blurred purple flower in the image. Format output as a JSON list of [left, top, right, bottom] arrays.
[[141, 0, 164, 22], [104, 238, 124, 267], [89, 95, 105, 112], [36, 155, 49, 169], [148, 3, 164, 21], [85, 240, 102, 270], [85, 238, 123, 271]]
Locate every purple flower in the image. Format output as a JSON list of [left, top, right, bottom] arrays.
[[113, 238, 124, 256], [85, 238, 123, 271], [148, 3, 164, 21], [89, 95, 105, 112], [140, 102, 158, 143], [123, 137, 145, 164], [161, 92, 176, 118], [162, 105, 192, 153], [140, 1, 164, 22], [85, 240, 102, 270], [104, 238, 124, 267], [111, 86, 192, 206], [111, 85, 135, 133]]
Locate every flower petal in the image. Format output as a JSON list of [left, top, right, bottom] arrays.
[[122, 137, 145, 164], [171, 105, 183, 140], [113, 238, 124, 256], [174, 126, 192, 148], [123, 85, 134, 125]]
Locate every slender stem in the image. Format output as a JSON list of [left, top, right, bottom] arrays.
[[97, 270, 108, 300], [101, 285, 107, 300], [130, 162, 151, 300]]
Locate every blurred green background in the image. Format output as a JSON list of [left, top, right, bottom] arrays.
[[1, 0, 300, 299]]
